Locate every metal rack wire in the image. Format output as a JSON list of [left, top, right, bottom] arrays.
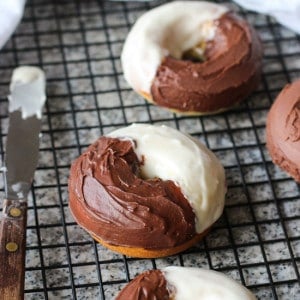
[[0, 0, 299, 299]]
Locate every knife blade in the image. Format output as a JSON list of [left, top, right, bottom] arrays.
[[0, 66, 46, 300]]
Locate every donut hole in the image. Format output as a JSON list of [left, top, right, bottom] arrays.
[[180, 19, 228, 63], [171, 20, 217, 63], [182, 41, 207, 62]]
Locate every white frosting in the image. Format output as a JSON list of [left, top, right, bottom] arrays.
[[163, 267, 257, 300], [108, 124, 226, 233], [121, 1, 228, 95], [8, 66, 46, 119]]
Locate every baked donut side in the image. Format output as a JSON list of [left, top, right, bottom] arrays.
[[69, 124, 226, 258], [116, 266, 257, 300], [266, 80, 300, 182], [121, 1, 263, 115]]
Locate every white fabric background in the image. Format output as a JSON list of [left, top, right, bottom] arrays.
[[233, 0, 300, 34], [0, 0, 26, 49]]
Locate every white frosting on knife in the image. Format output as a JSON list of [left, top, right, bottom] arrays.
[[8, 66, 46, 119], [121, 1, 228, 95], [163, 267, 257, 300], [108, 124, 226, 234]]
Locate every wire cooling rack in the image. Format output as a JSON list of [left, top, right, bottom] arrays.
[[0, 0, 299, 299]]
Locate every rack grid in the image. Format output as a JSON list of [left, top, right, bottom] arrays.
[[0, 0, 299, 299]]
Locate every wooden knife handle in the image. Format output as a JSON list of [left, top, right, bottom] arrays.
[[0, 199, 27, 300]]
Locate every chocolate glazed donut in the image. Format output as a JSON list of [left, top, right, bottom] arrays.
[[266, 80, 300, 182], [116, 267, 258, 300], [69, 124, 226, 258], [69, 137, 196, 249], [151, 13, 263, 114]]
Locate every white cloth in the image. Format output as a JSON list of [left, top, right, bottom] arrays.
[[0, 0, 26, 49], [233, 0, 300, 34]]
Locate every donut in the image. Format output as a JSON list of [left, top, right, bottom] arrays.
[[68, 124, 226, 258], [121, 1, 263, 115], [266, 80, 300, 182], [116, 266, 257, 299]]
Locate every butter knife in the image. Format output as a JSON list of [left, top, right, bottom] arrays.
[[0, 66, 46, 300]]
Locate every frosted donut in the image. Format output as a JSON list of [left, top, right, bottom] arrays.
[[116, 266, 257, 299], [266, 80, 300, 182], [68, 124, 226, 258], [121, 1, 263, 115]]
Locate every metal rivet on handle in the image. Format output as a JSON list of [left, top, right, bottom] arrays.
[[5, 242, 18, 252], [9, 207, 22, 217]]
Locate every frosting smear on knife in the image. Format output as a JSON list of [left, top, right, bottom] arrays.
[[8, 66, 46, 119]]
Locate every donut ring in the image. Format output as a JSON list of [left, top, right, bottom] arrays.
[[266, 80, 300, 182], [116, 266, 257, 299], [69, 124, 226, 258], [121, 1, 263, 115]]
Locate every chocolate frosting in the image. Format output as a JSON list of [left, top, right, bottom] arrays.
[[266, 80, 300, 182], [151, 13, 263, 113], [116, 270, 171, 300], [69, 137, 196, 249]]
